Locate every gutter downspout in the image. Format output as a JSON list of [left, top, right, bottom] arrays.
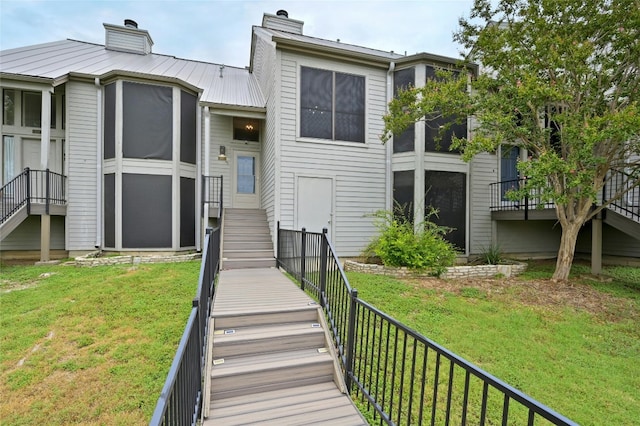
[[195, 102, 202, 251], [203, 106, 211, 241], [385, 61, 395, 211], [95, 78, 103, 249]]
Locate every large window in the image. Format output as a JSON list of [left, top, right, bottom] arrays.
[[393, 68, 415, 153], [425, 170, 466, 251], [300, 66, 365, 143], [393, 170, 414, 223], [3, 89, 15, 125], [424, 65, 466, 153], [21, 91, 56, 129]]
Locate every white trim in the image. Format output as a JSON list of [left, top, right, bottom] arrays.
[[172, 86, 181, 250], [95, 78, 103, 248]]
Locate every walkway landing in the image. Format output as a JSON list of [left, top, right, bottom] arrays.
[[204, 268, 367, 426]]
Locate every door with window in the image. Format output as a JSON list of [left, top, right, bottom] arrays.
[[233, 151, 260, 209], [500, 145, 520, 201]]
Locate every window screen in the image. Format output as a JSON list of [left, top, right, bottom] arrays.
[[122, 82, 173, 160], [122, 173, 172, 248], [300, 67, 365, 143], [393, 68, 415, 153], [3, 89, 15, 125], [104, 84, 116, 159], [21, 92, 56, 128], [180, 177, 195, 247], [393, 170, 414, 223], [233, 118, 260, 142], [424, 170, 466, 251], [424, 65, 466, 153], [104, 173, 115, 248], [180, 91, 197, 164]]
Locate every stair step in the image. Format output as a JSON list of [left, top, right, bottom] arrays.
[[223, 241, 273, 251], [223, 234, 272, 242], [210, 348, 334, 400], [224, 226, 270, 235], [213, 322, 325, 358], [213, 306, 319, 329], [223, 249, 274, 259], [222, 258, 275, 269]]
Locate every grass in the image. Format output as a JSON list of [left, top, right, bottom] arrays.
[[0, 261, 200, 425], [345, 262, 640, 426]]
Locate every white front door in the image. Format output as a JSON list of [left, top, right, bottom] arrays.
[[296, 176, 333, 235], [233, 151, 260, 209]]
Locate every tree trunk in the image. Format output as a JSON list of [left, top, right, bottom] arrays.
[[552, 221, 582, 281]]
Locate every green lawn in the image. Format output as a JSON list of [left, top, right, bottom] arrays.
[[0, 261, 199, 425], [346, 262, 640, 426]]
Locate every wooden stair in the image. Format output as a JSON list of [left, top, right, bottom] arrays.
[[203, 268, 367, 425], [222, 208, 275, 269]]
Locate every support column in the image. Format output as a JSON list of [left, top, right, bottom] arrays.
[[40, 89, 52, 263], [591, 216, 603, 274], [40, 215, 51, 262]]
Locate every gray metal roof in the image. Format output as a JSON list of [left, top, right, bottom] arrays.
[[0, 39, 265, 110]]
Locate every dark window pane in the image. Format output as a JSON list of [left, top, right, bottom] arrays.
[[233, 117, 260, 142], [22, 92, 41, 127], [425, 114, 466, 153], [3, 89, 15, 125], [180, 91, 197, 164], [104, 173, 115, 248], [393, 170, 414, 223], [104, 84, 116, 159], [424, 170, 466, 251], [180, 177, 195, 247], [335, 73, 365, 142], [393, 68, 415, 153], [122, 173, 172, 248], [123, 82, 173, 160], [301, 67, 333, 139]]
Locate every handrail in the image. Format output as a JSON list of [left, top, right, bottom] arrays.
[[150, 226, 221, 426], [277, 224, 578, 426], [603, 168, 639, 223], [489, 177, 555, 217], [202, 175, 223, 220], [0, 168, 67, 225]]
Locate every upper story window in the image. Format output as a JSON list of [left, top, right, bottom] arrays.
[[3, 89, 62, 129], [300, 66, 365, 143], [22, 91, 56, 129], [3, 89, 15, 125], [424, 65, 466, 154], [233, 117, 260, 142], [393, 68, 415, 153]]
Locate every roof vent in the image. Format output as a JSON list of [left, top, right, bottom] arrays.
[[124, 19, 138, 29], [276, 10, 288, 18]]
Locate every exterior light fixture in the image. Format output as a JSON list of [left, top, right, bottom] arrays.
[[245, 124, 254, 131], [218, 145, 227, 161]]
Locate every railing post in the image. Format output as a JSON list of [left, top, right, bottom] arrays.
[[319, 228, 328, 307], [276, 221, 281, 266], [45, 168, 50, 215], [25, 168, 31, 215], [524, 192, 529, 221], [345, 288, 358, 392], [301, 228, 307, 290], [219, 175, 224, 217]]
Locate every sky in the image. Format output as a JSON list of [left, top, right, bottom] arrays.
[[0, 0, 476, 68]]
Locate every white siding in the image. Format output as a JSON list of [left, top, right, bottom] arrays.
[[277, 52, 388, 256], [497, 221, 561, 255], [66, 80, 98, 251], [469, 153, 496, 254], [1, 216, 65, 250], [576, 223, 640, 257]]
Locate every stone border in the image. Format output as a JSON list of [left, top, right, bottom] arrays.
[[75, 251, 201, 267], [344, 260, 527, 279]]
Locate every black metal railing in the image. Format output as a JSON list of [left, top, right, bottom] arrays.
[[277, 224, 577, 426], [202, 175, 223, 219], [489, 178, 555, 217], [150, 226, 221, 426], [0, 168, 66, 224], [604, 168, 640, 223]]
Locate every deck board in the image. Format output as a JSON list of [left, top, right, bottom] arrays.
[[206, 268, 367, 425]]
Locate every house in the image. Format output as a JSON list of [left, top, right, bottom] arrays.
[[1, 10, 638, 264]]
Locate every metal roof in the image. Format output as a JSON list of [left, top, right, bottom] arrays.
[[0, 39, 265, 110]]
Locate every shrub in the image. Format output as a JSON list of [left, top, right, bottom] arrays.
[[478, 243, 504, 265], [365, 209, 457, 276]]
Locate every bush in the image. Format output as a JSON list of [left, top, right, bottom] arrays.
[[478, 243, 504, 265], [365, 209, 457, 276]]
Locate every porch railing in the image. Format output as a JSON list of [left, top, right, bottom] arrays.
[[277, 224, 577, 426], [202, 175, 223, 219], [149, 226, 221, 426], [489, 178, 555, 217], [604, 168, 639, 223], [0, 168, 66, 224]]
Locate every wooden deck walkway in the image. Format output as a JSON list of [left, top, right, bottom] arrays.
[[203, 268, 367, 426]]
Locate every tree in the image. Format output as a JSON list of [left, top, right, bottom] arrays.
[[382, 0, 640, 281]]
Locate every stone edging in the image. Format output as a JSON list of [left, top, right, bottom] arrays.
[[344, 260, 527, 279], [75, 251, 201, 267]]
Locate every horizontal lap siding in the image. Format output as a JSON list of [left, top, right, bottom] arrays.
[[469, 153, 496, 254], [576, 223, 640, 257], [209, 115, 233, 209], [278, 53, 387, 256], [1, 216, 65, 249], [66, 81, 98, 250]]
